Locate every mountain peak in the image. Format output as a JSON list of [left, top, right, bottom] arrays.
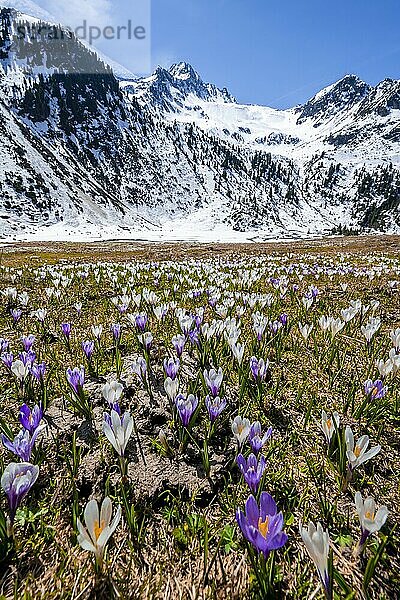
[[168, 62, 201, 82], [296, 73, 371, 125]]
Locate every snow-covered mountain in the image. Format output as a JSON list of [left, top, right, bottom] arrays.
[[0, 4, 399, 241]]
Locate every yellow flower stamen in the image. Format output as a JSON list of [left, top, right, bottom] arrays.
[[365, 511, 375, 520], [258, 516, 269, 538], [354, 446, 361, 458], [94, 520, 105, 540], [326, 418, 332, 429]]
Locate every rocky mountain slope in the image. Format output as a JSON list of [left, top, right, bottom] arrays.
[[0, 4, 399, 241]]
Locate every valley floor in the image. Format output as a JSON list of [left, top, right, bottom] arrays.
[[1, 234, 400, 266]]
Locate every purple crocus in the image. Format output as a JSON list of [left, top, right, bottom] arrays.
[[204, 367, 223, 397], [176, 394, 198, 427], [1, 352, 14, 370], [237, 453, 266, 493], [111, 323, 122, 342], [19, 403, 43, 434], [279, 313, 288, 327], [61, 323, 72, 339], [189, 329, 199, 346], [131, 357, 147, 383], [30, 362, 46, 381], [205, 395, 227, 422], [250, 357, 269, 382], [236, 492, 288, 558], [66, 366, 85, 395], [2, 427, 44, 462], [172, 334, 185, 358], [11, 309, 22, 324], [81, 341, 95, 360], [19, 350, 36, 366], [1, 462, 39, 524], [21, 335, 35, 352], [164, 357, 180, 380], [364, 379, 387, 400], [249, 421, 272, 454], [135, 313, 148, 332], [0, 338, 9, 353]]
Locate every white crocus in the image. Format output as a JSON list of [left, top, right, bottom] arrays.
[[102, 381, 124, 406], [375, 358, 393, 378], [388, 348, 400, 375], [11, 359, 31, 381], [231, 416, 250, 448], [91, 325, 103, 340], [355, 491, 388, 538], [321, 410, 340, 444], [77, 497, 121, 566], [299, 521, 330, 596], [345, 426, 381, 471], [164, 377, 179, 401], [390, 327, 400, 351], [103, 410, 133, 458], [329, 318, 345, 337], [299, 322, 313, 341], [319, 315, 331, 332], [231, 342, 245, 365]]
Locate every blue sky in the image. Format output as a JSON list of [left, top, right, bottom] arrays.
[[36, 0, 400, 108]]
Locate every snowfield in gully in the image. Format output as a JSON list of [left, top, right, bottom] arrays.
[[0, 243, 399, 599]]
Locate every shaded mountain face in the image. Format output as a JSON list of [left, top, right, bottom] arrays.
[[121, 62, 235, 113], [295, 75, 371, 126], [0, 5, 399, 240]]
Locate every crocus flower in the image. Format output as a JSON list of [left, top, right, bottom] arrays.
[[30, 362, 46, 381], [135, 313, 147, 332], [204, 367, 223, 397], [354, 491, 389, 555], [77, 497, 121, 567], [66, 366, 85, 396], [321, 410, 340, 444], [232, 416, 251, 448], [1, 462, 39, 524], [139, 332, 153, 352], [1, 352, 14, 370], [364, 379, 387, 400], [172, 334, 186, 358], [11, 359, 30, 381], [237, 453, 266, 493], [299, 323, 313, 341], [279, 313, 288, 326], [11, 309, 22, 323], [0, 338, 9, 353], [248, 421, 272, 454], [91, 325, 103, 340], [250, 357, 269, 382], [19, 403, 43, 434], [236, 492, 288, 558], [2, 427, 44, 462], [21, 335, 35, 352], [205, 395, 227, 423], [345, 426, 381, 473], [300, 521, 330, 599], [131, 357, 147, 383], [102, 381, 123, 407], [61, 323, 72, 339], [82, 341, 95, 360], [164, 377, 179, 401], [19, 351, 36, 366], [176, 394, 198, 427], [103, 409, 133, 458], [111, 323, 121, 341], [163, 357, 180, 380]]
